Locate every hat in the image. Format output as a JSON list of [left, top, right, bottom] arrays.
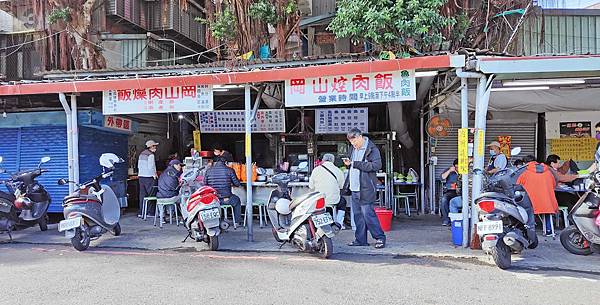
[[169, 159, 183, 166], [145, 140, 159, 148], [487, 141, 501, 148]]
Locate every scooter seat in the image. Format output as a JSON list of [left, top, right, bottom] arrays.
[[478, 191, 513, 203], [289, 192, 320, 210], [64, 194, 101, 204]]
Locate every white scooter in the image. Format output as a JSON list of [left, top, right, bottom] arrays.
[[266, 171, 335, 259], [57, 153, 124, 251]]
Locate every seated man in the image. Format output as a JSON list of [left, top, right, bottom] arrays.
[[545, 154, 578, 183], [440, 159, 459, 226], [309, 154, 347, 228], [157, 159, 184, 199], [157, 159, 184, 219], [205, 156, 242, 225]]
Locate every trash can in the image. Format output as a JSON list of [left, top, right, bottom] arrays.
[[449, 213, 463, 246], [375, 207, 393, 232]]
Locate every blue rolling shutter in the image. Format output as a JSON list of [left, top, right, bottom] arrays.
[[0, 128, 20, 181], [79, 127, 129, 201], [19, 127, 69, 213]]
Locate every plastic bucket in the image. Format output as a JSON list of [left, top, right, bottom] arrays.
[[259, 45, 270, 59], [449, 213, 463, 246], [374, 207, 393, 232]]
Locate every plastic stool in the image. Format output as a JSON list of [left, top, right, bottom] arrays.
[[154, 197, 179, 228], [142, 196, 157, 220], [221, 205, 237, 229], [243, 201, 269, 228], [557, 206, 570, 229], [393, 195, 410, 217]]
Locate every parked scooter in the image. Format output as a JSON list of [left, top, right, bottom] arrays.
[[57, 153, 124, 251], [266, 170, 335, 259], [560, 171, 600, 255], [474, 147, 538, 269], [183, 185, 229, 251], [0, 155, 52, 240]]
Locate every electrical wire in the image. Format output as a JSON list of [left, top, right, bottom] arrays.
[[0, 30, 66, 51]]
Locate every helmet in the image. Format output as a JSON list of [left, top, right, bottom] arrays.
[[275, 198, 291, 215]]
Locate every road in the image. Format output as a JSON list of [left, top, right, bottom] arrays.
[[0, 243, 598, 305]]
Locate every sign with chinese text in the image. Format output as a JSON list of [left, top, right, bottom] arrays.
[[550, 138, 597, 161], [103, 85, 213, 115], [476, 129, 485, 157], [199, 109, 285, 133], [285, 70, 416, 107], [193, 130, 201, 151], [104, 116, 132, 133], [315, 108, 368, 134], [458, 128, 468, 175], [560, 121, 591, 138], [498, 136, 512, 158]]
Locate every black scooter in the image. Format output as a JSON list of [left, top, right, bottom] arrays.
[[0, 155, 52, 240]]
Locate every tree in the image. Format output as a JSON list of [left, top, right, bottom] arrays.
[[329, 0, 455, 54]]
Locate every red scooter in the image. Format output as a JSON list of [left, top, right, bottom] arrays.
[[183, 186, 229, 250]]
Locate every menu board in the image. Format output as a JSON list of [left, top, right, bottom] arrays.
[[199, 109, 285, 133], [315, 108, 369, 134], [560, 121, 591, 138], [550, 138, 597, 161]]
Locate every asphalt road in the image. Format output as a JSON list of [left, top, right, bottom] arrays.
[[0, 243, 599, 305]]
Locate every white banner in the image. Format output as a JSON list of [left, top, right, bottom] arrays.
[[199, 109, 285, 133], [284, 70, 415, 107], [315, 108, 368, 134], [103, 85, 213, 115]]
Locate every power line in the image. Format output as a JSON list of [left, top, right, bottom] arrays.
[[0, 30, 66, 51]]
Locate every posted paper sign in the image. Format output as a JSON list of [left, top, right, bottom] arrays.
[[315, 108, 368, 134], [457, 128, 468, 175], [103, 85, 214, 115], [199, 109, 285, 133], [285, 70, 416, 107]]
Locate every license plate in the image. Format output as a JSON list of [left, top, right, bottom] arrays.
[[477, 220, 503, 235], [199, 208, 220, 222], [58, 217, 82, 232], [312, 213, 333, 227]]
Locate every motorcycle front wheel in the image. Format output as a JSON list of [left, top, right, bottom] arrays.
[[317, 236, 333, 259], [491, 238, 512, 269], [208, 235, 219, 251], [71, 226, 90, 251], [560, 225, 592, 256], [38, 214, 48, 231]]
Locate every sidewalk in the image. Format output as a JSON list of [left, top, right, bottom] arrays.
[[2, 212, 600, 273]]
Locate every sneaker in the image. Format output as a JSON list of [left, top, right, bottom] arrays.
[[137, 214, 143, 218], [348, 240, 369, 247], [374, 239, 386, 249], [442, 220, 450, 226]]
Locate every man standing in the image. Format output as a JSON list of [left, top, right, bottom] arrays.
[[138, 140, 158, 218], [486, 141, 508, 175], [213, 144, 234, 163], [309, 154, 347, 228], [440, 159, 459, 226], [205, 156, 242, 225], [343, 128, 386, 249]]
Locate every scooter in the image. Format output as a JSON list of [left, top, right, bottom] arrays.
[[474, 147, 538, 269], [0, 155, 52, 240], [560, 171, 600, 255], [183, 185, 229, 251], [266, 172, 335, 259], [57, 153, 124, 251]]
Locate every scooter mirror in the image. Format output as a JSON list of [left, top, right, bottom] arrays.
[[40, 156, 51, 164], [57, 178, 68, 186], [510, 147, 522, 157], [298, 161, 309, 170]]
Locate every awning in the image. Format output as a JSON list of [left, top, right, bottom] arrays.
[[0, 55, 465, 96]]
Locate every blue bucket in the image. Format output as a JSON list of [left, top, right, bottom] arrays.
[[449, 213, 463, 246], [259, 45, 270, 59]]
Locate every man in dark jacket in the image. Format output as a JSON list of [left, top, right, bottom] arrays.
[[205, 156, 242, 224], [157, 159, 184, 199], [343, 128, 386, 249]]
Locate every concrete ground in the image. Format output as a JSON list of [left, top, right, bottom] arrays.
[[1, 242, 599, 305], [2, 211, 600, 274]]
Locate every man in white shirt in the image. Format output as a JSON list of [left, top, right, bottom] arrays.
[[309, 154, 346, 228], [138, 140, 158, 218], [486, 141, 508, 175]]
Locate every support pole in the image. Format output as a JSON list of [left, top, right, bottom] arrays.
[[59, 93, 74, 194], [419, 111, 425, 214], [470, 75, 493, 241], [70, 95, 79, 185], [244, 85, 254, 241], [460, 77, 470, 248]]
